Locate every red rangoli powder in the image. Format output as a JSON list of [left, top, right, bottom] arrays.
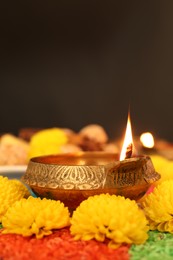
[[0, 228, 129, 260]]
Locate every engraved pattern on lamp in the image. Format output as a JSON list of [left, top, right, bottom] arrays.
[[23, 161, 107, 190]]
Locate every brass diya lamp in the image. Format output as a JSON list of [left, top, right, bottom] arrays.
[[22, 114, 160, 209]]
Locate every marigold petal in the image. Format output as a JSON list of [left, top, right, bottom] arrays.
[[0, 176, 30, 221], [29, 128, 68, 158], [70, 194, 148, 248], [2, 196, 70, 238], [143, 180, 173, 233]]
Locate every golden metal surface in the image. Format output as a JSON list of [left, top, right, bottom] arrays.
[[22, 152, 160, 209]]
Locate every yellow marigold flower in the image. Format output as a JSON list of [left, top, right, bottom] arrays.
[[0, 176, 30, 222], [29, 128, 68, 158], [151, 155, 173, 185], [2, 196, 70, 239], [70, 194, 148, 248], [142, 180, 173, 233]]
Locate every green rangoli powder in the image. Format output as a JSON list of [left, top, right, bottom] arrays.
[[130, 231, 173, 260]]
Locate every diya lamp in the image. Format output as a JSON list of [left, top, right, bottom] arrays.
[[22, 114, 160, 209], [104, 114, 160, 199], [139, 131, 173, 160], [137, 132, 156, 155], [140, 132, 155, 150]]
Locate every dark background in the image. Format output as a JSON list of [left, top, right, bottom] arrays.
[[0, 1, 173, 141]]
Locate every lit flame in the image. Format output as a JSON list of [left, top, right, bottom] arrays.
[[120, 114, 133, 161], [140, 132, 154, 148]]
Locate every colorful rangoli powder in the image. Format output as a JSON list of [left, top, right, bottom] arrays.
[[0, 228, 129, 260], [130, 231, 173, 260]]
